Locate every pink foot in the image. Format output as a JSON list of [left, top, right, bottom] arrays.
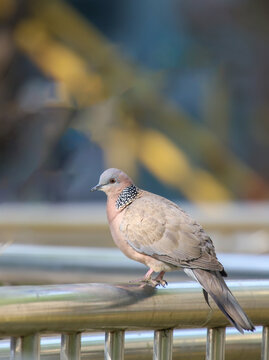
[[129, 269, 167, 288], [129, 268, 155, 284], [153, 271, 168, 287]]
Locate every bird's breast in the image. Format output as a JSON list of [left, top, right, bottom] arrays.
[[107, 207, 174, 273], [108, 212, 140, 259]]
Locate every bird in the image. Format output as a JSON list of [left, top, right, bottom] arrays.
[[91, 168, 255, 334]]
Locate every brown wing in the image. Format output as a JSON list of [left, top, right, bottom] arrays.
[[120, 192, 223, 271]]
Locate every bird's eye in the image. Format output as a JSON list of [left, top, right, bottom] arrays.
[[109, 178, 116, 184]]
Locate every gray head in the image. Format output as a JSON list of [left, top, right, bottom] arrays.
[[91, 168, 134, 195]]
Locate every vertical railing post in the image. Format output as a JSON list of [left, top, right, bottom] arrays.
[[153, 329, 173, 360], [206, 327, 225, 360], [105, 330, 125, 360], [262, 326, 269, 360], [10, 337, 22, 360], [60, 333, 81, 360], [21, 333, 40, 360]]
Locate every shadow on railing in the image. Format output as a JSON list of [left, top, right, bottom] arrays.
[[0, 280, 268, 359]]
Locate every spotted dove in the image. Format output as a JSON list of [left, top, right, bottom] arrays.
[[91, 168, 255, 333]]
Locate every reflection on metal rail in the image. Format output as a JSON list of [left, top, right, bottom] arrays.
[[0, 280, 268, 359]]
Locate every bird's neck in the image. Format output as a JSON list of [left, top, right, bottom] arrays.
[[115, 184, 140, 210]]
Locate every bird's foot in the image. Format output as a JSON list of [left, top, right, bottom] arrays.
[[129, 269, 155, 285], [128, 270, 167, 288], [152, 278, 168, 287], [152, 271, 168, 287], [140, 278, 168, 288], [128, 278, 166, 288]]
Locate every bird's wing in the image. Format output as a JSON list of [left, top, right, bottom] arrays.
[[120, 192, 223, 271]]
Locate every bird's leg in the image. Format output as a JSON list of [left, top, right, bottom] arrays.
[[153, 271, 168, 287], [129, 268, 155, 284], [129, 269, 167, 288], [143, 270, 168, 287], [143, 268, 155, 281], [142, 268, 163, 287]]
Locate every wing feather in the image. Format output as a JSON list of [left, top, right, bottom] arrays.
[[120, 192, 223, 272]]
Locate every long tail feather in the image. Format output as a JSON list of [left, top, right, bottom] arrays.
[[185, 268, 255, 333]]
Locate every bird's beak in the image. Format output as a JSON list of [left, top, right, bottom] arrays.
[[91, 184, 102, 192]]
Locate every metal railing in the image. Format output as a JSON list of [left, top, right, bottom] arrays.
[[0, 328, 263, 359], [0, 280, 268, 360]]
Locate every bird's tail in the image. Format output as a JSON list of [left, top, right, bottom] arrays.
[[185, 268, 255, 334]]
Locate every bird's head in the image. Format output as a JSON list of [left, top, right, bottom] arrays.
[[91, 168, 134, 196]]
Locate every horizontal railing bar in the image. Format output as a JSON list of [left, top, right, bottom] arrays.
[[0, 281, 267, 335], [0, 202, 268, 231], [0, 245, 269, 285], [0, 328, 263, 360]]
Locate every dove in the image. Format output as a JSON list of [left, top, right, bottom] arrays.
[[91, 168, 255, 333]]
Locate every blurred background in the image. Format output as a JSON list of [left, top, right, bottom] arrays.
[[0, 0, 268, 284]]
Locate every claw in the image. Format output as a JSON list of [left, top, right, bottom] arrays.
[[152, 271, 167, 287], [143, 277, 168, 288], [152, 278, 168, 287], [140, 278, 159, 288], [128, 269, 167, 288], [158, 279, 168, 287]]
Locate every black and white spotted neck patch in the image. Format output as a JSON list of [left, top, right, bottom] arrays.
[[116, 184, 139, 210]]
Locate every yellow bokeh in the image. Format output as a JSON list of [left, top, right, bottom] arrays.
[[139, 129, 231, 202]]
